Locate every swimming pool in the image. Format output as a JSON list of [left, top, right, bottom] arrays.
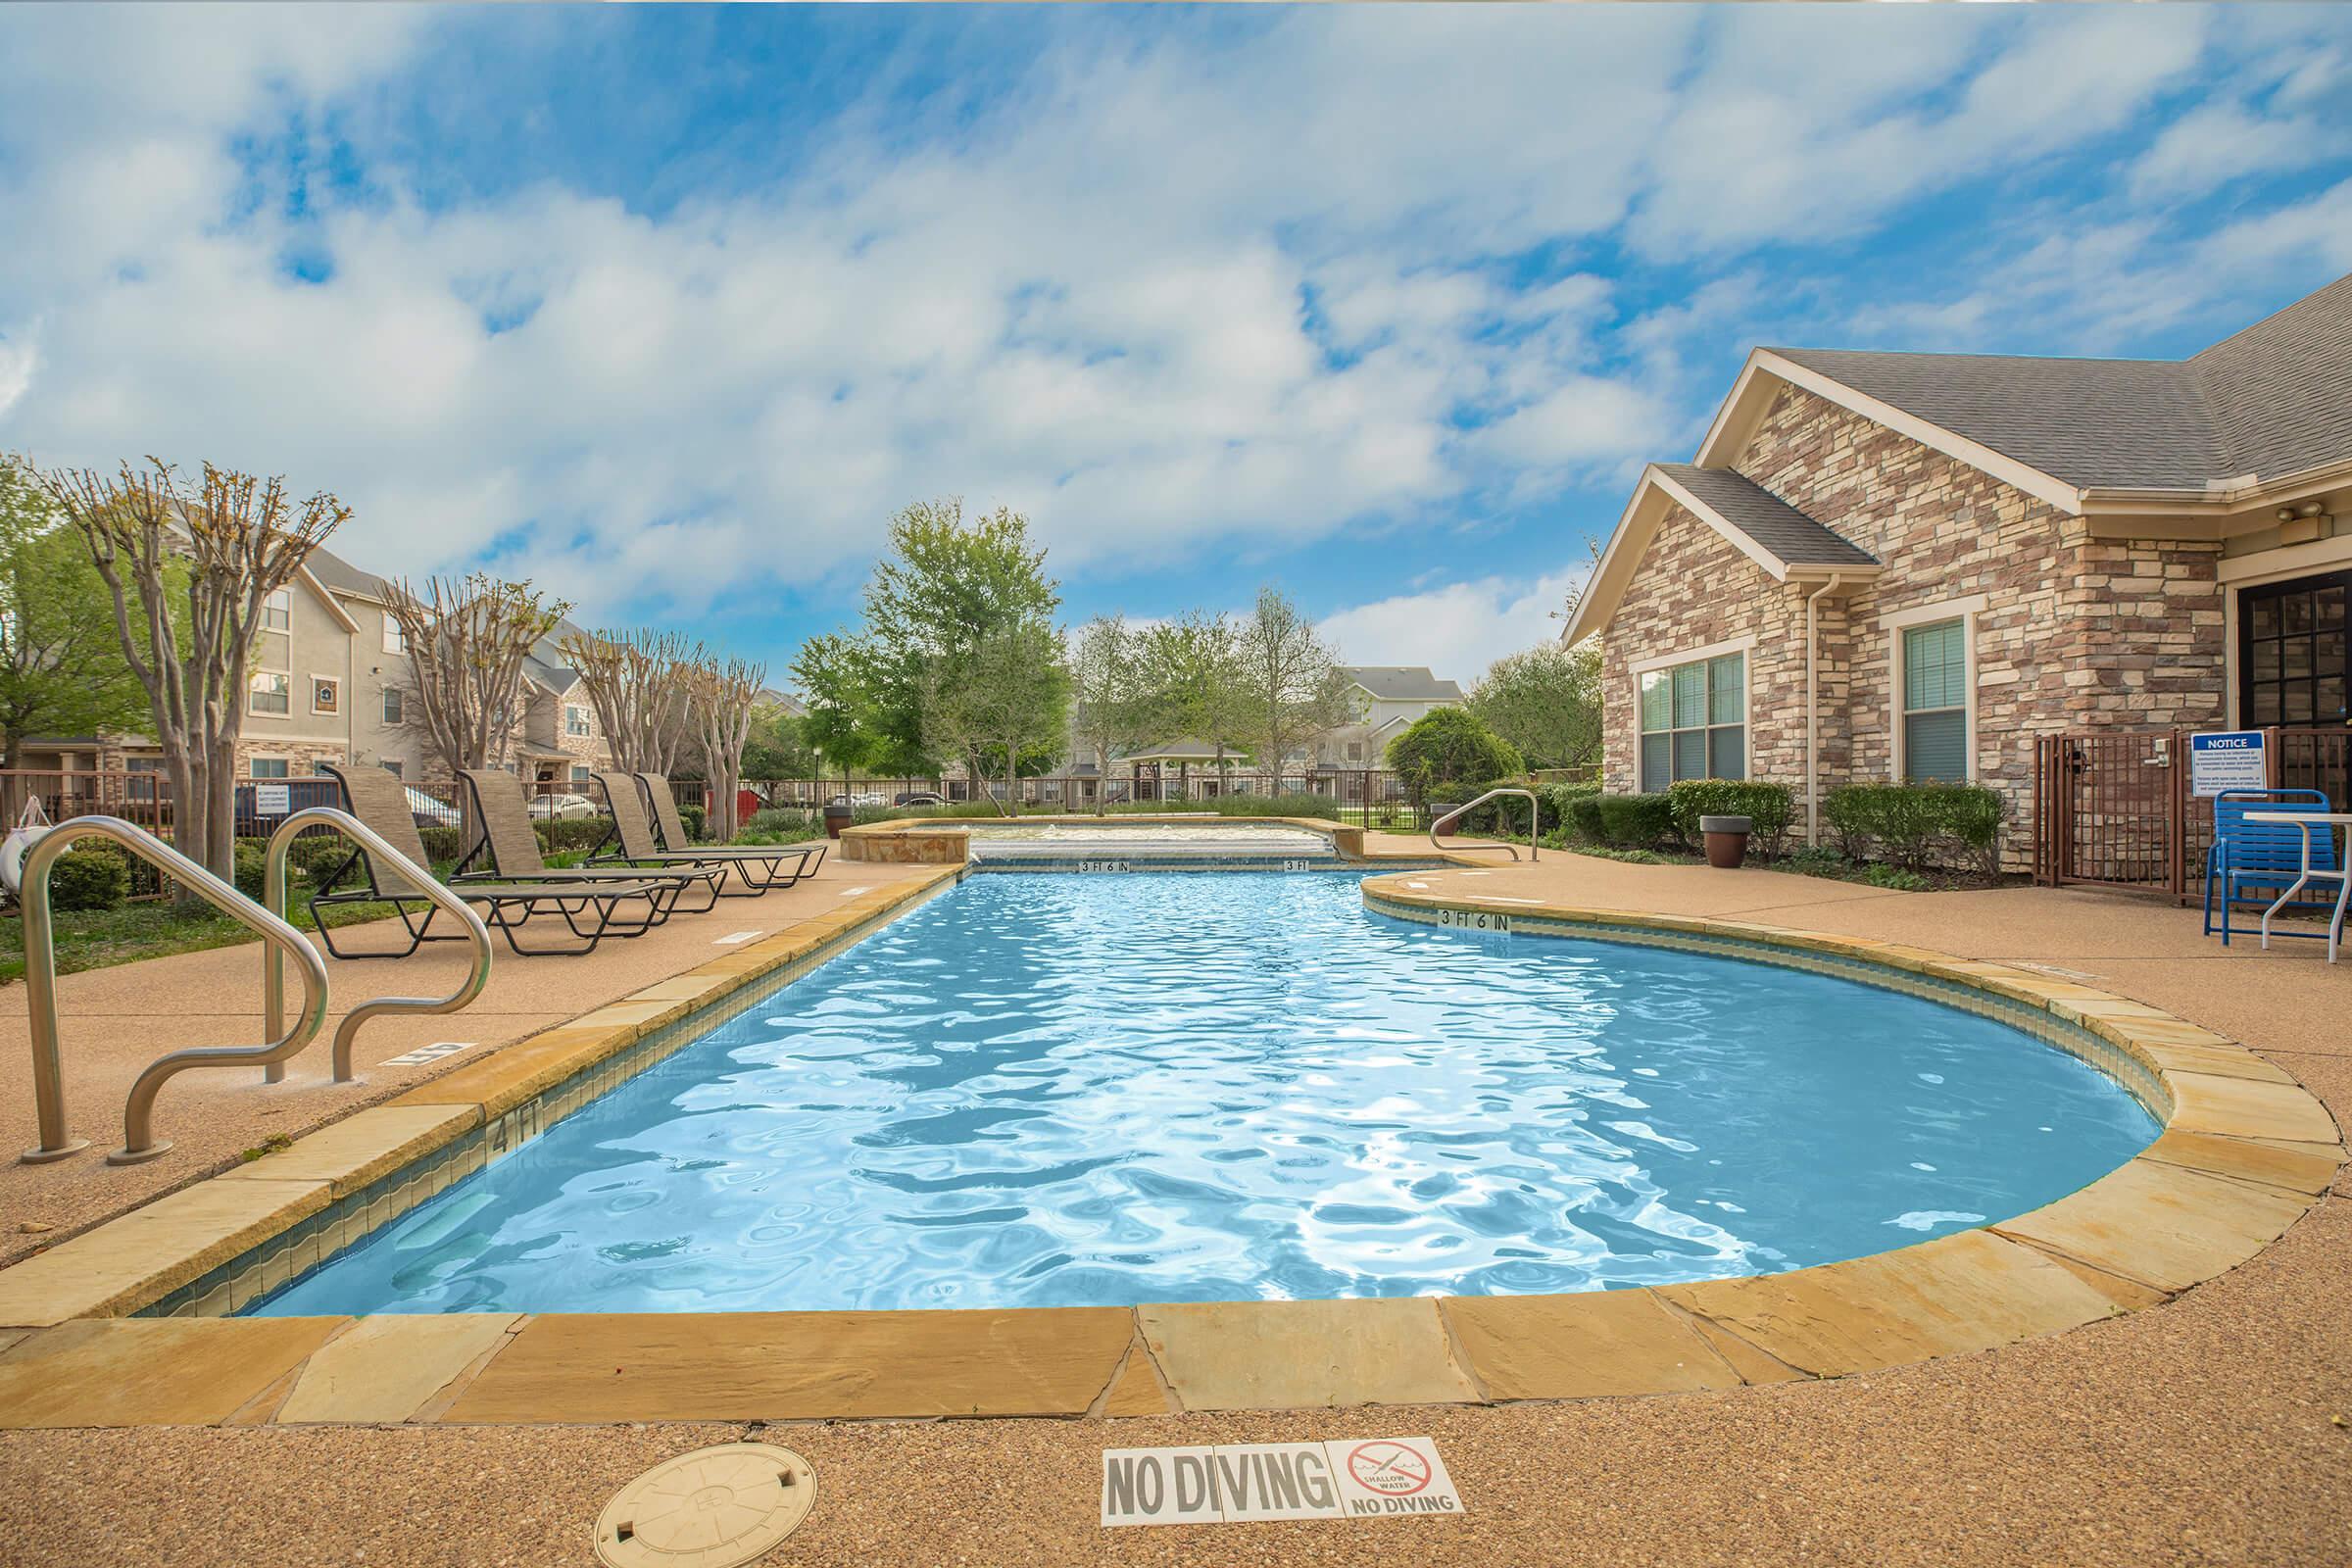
[[249, 873, 2157, 1317]]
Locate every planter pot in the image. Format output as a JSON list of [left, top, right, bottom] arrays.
[[1699, 814, 1752, 869], [823, 804, 854, 840], [1431, 804, 1464, 836]]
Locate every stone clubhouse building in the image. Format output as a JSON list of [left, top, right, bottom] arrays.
[[1564, 270, 2352, 852]]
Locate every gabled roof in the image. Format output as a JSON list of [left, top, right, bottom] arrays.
[[1340, 665, 1463, 702], [1654, 465, 1878, 570]]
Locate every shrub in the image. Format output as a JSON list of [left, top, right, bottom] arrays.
[[232, 841, 270, 901], [1385, 709, 1525, 808], [1594, 792, 1677, 849], [48, 845, 129, 911], [1665, 779, 1796, 859], [1861, 862, 1931, 892], [678, 803, 706, 840], [1566, 793, 1606, 842], [417, 824, 465, 863], [1537, 781, 1600, 834], [1821, 782, 2009, 874], [744, 807, 814, 836], [540, 817, 612, 855]]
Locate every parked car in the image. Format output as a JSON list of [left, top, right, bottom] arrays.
[[406, 788, 461, 830], [527, 792, 599, 821], [894, 791, 946, 807], [827, 792, 886, 808]]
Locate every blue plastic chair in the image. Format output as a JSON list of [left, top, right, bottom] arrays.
[[2203, 789, 2340, 946]]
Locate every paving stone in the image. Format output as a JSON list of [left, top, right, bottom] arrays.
[[0, 1178, 331, 1327], [216, 1104, 479, 1199], [1991, 1155, 2315, 1293], [2139, 1128, 2343, 1195], [1098, 1349, 1173, 1417], [1658, 1229, 2145, 1378], [2130, 1040, 2294, 1083], [1138, 1298, 1479, 1412], [1443, 1289, 1745, 1399], [277, 1313, 521, 1425], [441, 1307, 1134, 1422], [390, 1024, 627, 1119], [0, 1317, 343, 1427], [1681, 1313, 1809, 1385], [2165, 1070, 2340, 1145]]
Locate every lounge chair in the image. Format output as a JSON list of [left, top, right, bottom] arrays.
[[309, 762, 680, 958], [588, 771, 821, 899], [638, 773, 824, 890], [2202, 788, 2342, 948], [451, 769, 721, 914]]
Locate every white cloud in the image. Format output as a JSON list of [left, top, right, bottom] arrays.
[[2129, 102, 2329, 200], [1321, 566, 1589, 689]]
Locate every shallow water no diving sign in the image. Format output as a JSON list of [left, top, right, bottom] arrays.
[[1101, 1437, 1462, 1527]]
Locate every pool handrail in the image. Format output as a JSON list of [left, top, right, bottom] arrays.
[[17, 815, 331, 1165], [263, 806, 494, 1085], [1430, 787, 1541, 861]]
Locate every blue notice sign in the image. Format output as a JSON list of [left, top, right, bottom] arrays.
[[2189, 730, 2267, 797]]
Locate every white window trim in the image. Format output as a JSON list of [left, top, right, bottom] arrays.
[[262, 588, 293, 635], [382, 613, 407, 655], [1635, 642, 1753, 788], [1886, 606, 1980, 784], [248, 670, 292, 717], [2220, 548, 2352, 728], [381, 687, 405, 724], [309, 673, 340, 716]]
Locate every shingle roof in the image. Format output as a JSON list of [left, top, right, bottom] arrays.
[[1654, 464, 1879, 569], [1764, 269, 2352, 493], [304, 543, 389, 598], [1340, 666, 1464, 702]]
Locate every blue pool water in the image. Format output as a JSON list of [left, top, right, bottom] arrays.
[[252, 874, 2157, 1316]]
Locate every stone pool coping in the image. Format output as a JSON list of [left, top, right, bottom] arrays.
[[842, 812, 1372, 862], [0, 867, 2335, 1429]]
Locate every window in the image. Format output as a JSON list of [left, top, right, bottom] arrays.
[[310, 758, 334, 775], [1638, 652, 1744, 791], [262, 589, 291, 632], [570, 764, 590, 786], [564, 704, 591, 737], [1346, 741, 1363, 761], [381, 687, 404, 725], [380, 760, 404, 779], [1900, 619, 1970, 782], [249, 758, 290, 779], [382, 613, 406, 655], [311, 676, 339, 716], [249, 670, 290, 715], [2239, 571, 2349, 727]]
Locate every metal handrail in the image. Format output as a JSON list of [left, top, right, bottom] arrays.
[[16, 816, 330, 1165], [1429, 788, 1541, 862], [263, 807, 493, 1085]]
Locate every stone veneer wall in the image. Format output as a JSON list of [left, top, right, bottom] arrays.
[[1600, 385, 2228, 858]]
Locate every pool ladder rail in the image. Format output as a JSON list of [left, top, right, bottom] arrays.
[[17, 808, 492, 1167], [1429, 787, 1541, 862]]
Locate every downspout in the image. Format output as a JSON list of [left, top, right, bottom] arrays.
[[1804, 573, 1846, 848]]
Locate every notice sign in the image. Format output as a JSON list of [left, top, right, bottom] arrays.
[[1102, 1437, 1463, 1528], [2189, 729, 2267, 798], [254, 783, 292, 816]]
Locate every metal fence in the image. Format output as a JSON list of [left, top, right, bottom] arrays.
[[2032, 726, 2351, 902], [727, 768, 1425, 826]]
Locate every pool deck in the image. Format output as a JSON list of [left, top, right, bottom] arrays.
[[3, 844, 2350, 1564]]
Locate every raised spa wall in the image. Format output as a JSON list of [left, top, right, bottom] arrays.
[[839, 814, 1368, 864]]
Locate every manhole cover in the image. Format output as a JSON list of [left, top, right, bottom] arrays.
[[596, 1443, 817, 1568]]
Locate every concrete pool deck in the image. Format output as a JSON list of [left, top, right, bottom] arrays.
[[1, 845, 2348, 1563]]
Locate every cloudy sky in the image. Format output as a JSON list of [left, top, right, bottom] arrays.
[[3, 5, 2349, 687]]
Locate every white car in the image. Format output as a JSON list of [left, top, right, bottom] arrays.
[[528, 792, 600, 821]]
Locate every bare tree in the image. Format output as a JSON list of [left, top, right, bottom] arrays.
[[1234, 586, 1360, 785], [39, 458, 346, 887], [682, 650, 767, 842], [559, 627, 694, 776], [383, 573, 568, 841]]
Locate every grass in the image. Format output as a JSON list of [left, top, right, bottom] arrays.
[[0, 893, 413, 985]]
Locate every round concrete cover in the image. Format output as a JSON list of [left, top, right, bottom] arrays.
[[596, 1442, 817, 1568]]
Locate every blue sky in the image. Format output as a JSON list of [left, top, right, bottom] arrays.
[[3, 5, 2350, 686]]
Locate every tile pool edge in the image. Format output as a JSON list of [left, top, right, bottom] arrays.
[[0, 872, 2335, 1429]]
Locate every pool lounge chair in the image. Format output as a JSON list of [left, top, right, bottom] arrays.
[[588, 771, 821, 899], [451, 769, 722, 915], [639, 773, 824, 890], [2202, 788, 2342, 948], [309, 762, 679, 958]]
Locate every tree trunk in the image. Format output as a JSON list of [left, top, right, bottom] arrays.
[[1094, 743, 1109, 815]]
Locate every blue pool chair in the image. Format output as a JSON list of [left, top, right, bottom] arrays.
[[2202, 789, 2340, 946]]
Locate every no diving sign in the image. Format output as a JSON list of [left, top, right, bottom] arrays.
[[1102, 1436, 1463, 1527]]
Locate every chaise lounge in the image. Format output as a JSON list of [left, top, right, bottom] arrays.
[[451, 768, 722, 915], [587, 771, 824, 899]]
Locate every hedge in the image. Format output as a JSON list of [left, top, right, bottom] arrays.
[[1665, 779, 1796, 859], [49, 846, 130, 911], [1822, 781, 2008, 874], [1594, 792, 1678, 849], [1566, 793, 1606, 842]]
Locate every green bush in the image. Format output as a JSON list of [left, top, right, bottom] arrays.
[[1861, 862, 1931, 891], [1537, 781, 1600, 831], [417, 824, 464, 863], [1821, 782, 2008, 873], [48, 845, 129, 911], [1566, 793, 1606, 842], [232, 841, 270, 901], [1594, 792, 1678, 849], [1386, 709, 1526, 808], [1665, 779, 1796, 859], [678, 803, 706, 840], [540, 817, 611, 855]]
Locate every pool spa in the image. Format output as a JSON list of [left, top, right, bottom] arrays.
[[247, 872, 2159, 1319]]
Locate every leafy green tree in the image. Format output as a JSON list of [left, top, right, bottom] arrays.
[[1067, 614, 1155, 814], [921, 622, 1070, 815], [1386, 707, 1525, 811], [791, 630, 884, 788], [0, 457, 153, 766], [1136, 611, 1252, 784], [1234, 587, 1359, 781], [739, 702, 818, 781], [1469, 641, 1602, 772]]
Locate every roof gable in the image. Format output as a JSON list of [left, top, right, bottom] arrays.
[[1340, 665, 1463, 702]]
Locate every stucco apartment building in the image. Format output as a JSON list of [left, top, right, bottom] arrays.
[[24, 543, 615, 794], [1564, 270, 2352, 850], [1310, 666, 1465, 767]]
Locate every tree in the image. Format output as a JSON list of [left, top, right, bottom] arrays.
[[682, 652, 767, 842], [384, 574, 568, 844], [1066, 614, 1155, 814], [790, 631, 883, 791], [1136, 611, 1252, 786], [738, 701, 817, 785], [558, 627, 694, 777], [1469, 641, 1603, 772], [40, 458, 347, 887], [1386, 707, 1526, 811], [0, 457, 153, 766], [1233, 587, 1359, 784], [923, 622, 1069, 816]]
